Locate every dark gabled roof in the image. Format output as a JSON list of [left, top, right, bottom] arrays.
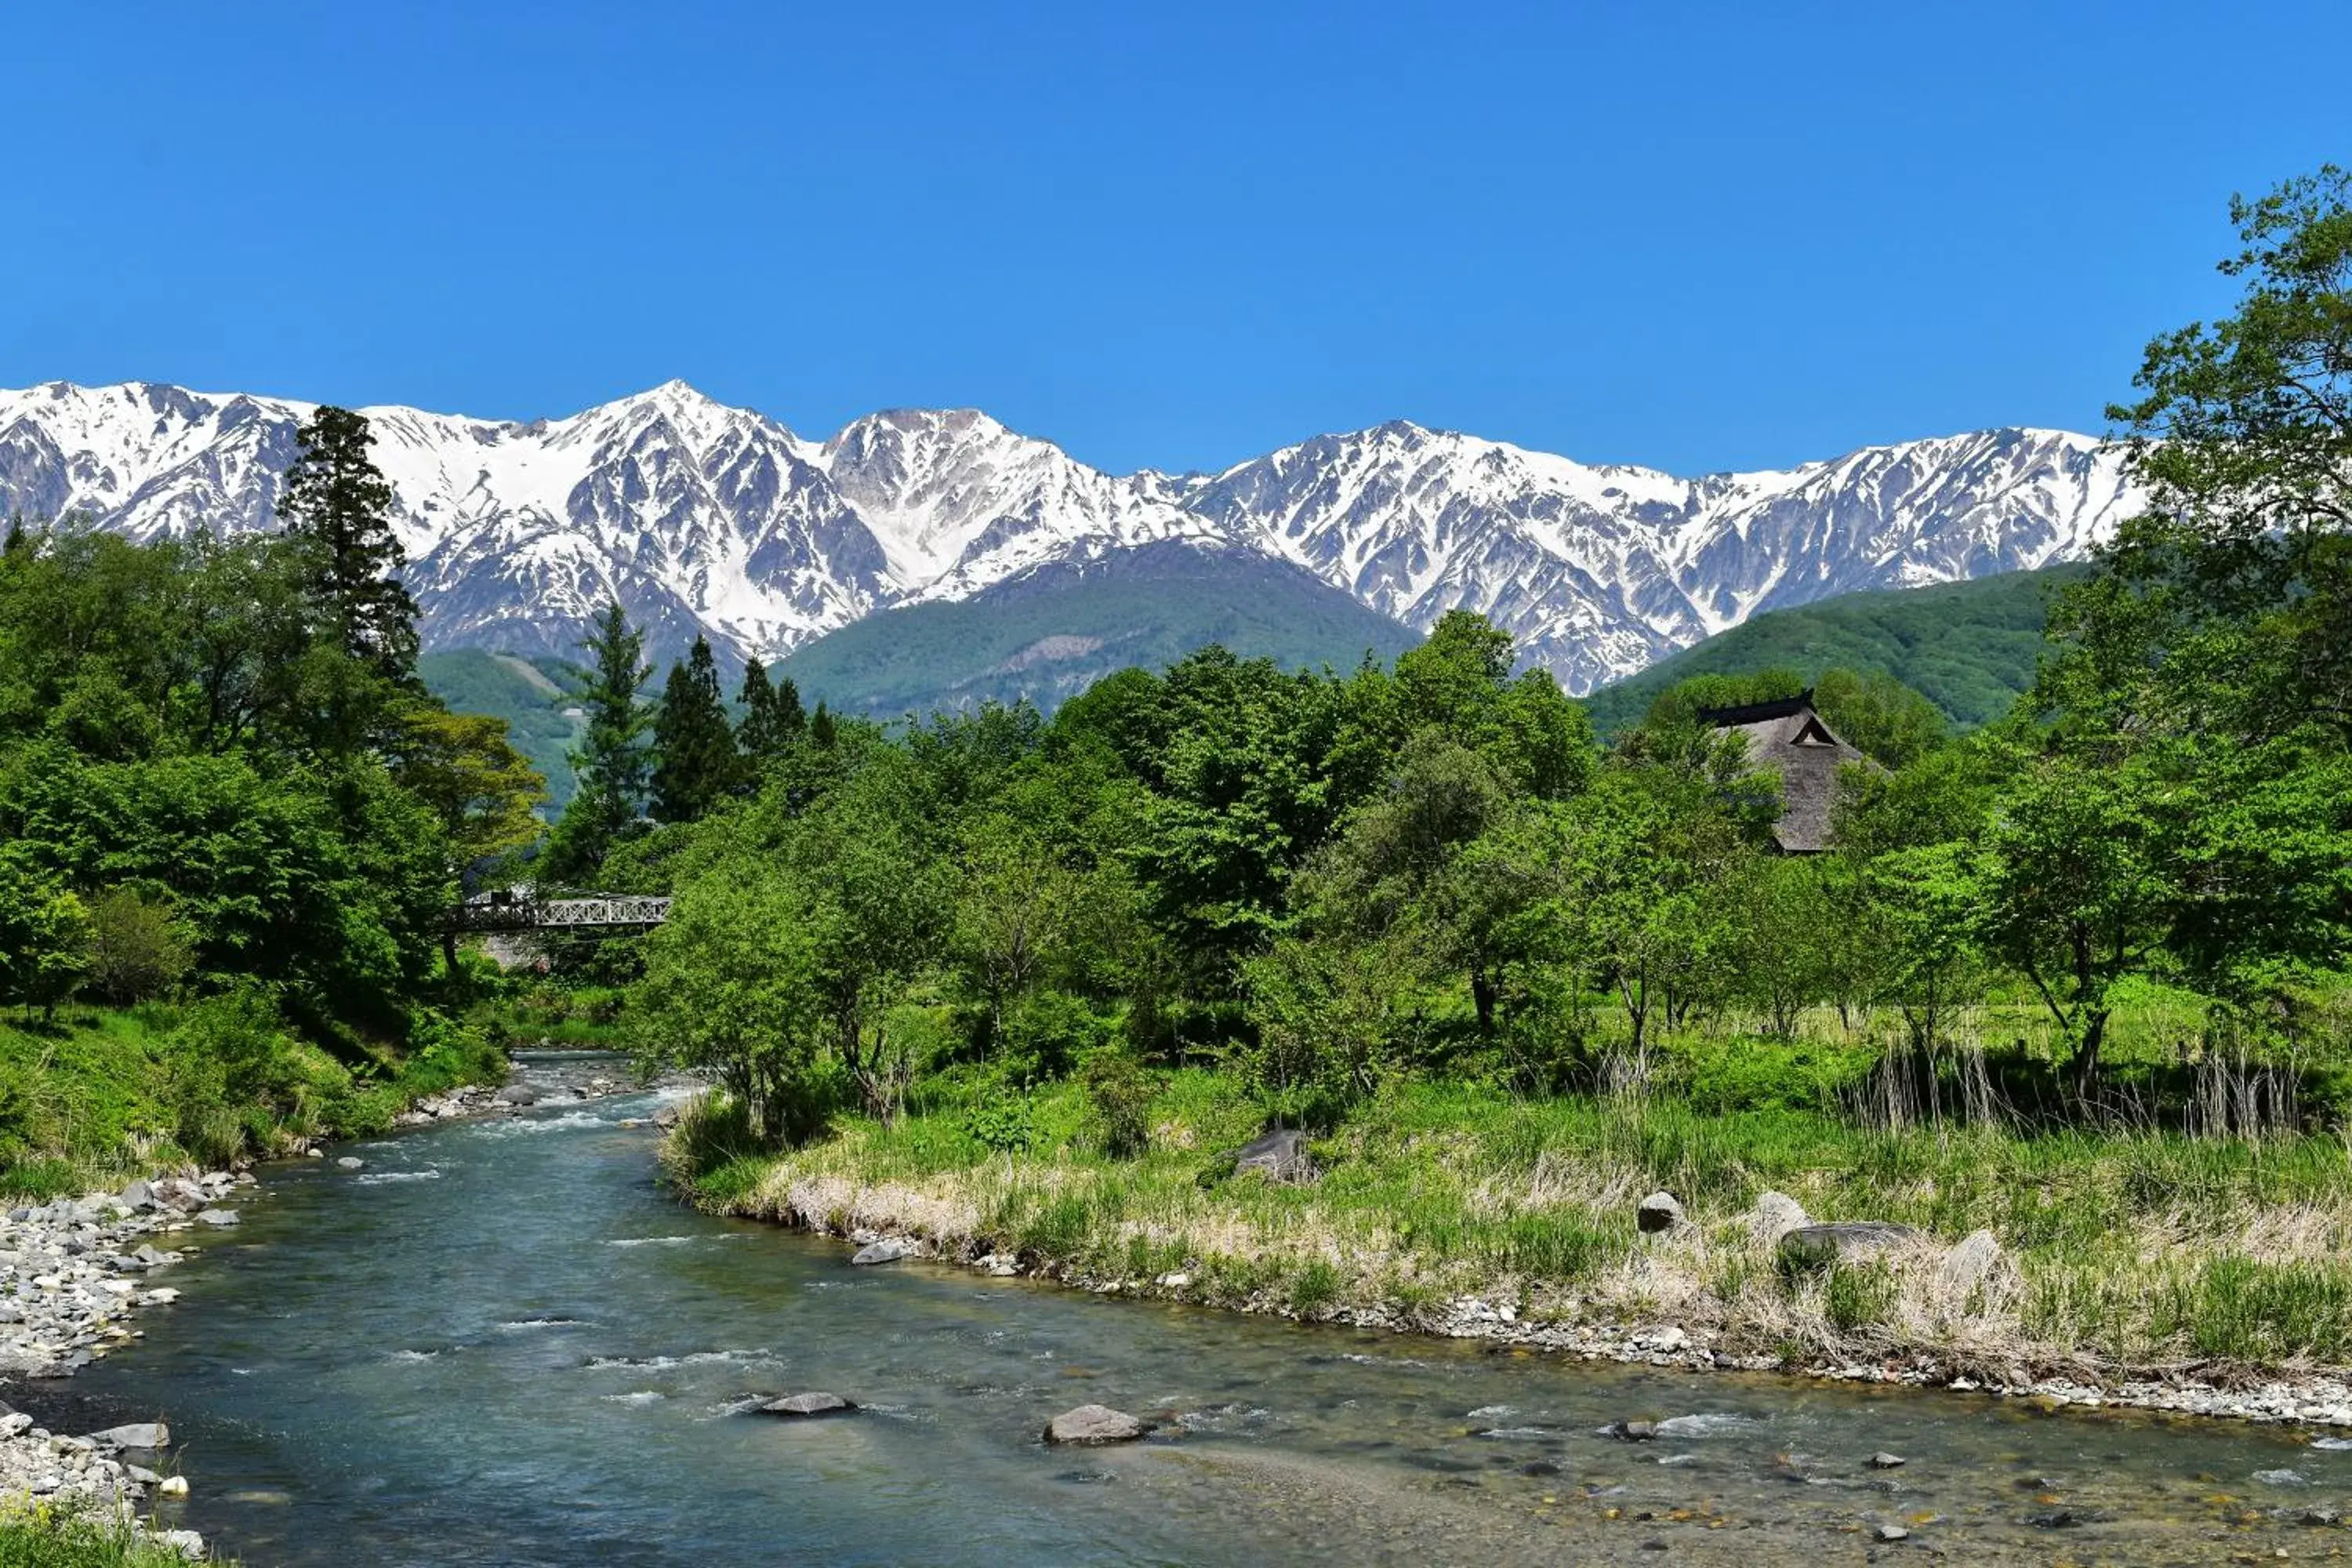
[[1694, 690, 1816, 728]]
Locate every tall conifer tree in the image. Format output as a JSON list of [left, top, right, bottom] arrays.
[[278, 406, 419, 683], [736, 656, 782, 764], [772, 673, 808, 741], [652, 635, 739, 822], [543, 602, 653, 884]]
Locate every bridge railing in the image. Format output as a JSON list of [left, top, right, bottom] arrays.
[[448, 895, 673, 933]]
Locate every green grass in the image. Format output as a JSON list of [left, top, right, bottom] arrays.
[[0, 1508, 227, 1566], [0, 1000, 507, 1193], [680, 1062, 2352, 1375]]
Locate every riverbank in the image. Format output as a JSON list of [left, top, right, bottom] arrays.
[[671, 1071, 2352, 1430]]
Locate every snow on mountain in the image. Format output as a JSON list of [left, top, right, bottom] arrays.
[[0, 379, 2142, 691]]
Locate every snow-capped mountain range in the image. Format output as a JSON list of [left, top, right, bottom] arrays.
[[0, 379, 2141, 693]]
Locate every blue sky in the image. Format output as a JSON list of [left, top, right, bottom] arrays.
[[4, 2, 2343, 475]]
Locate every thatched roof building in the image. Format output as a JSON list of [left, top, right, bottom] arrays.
[[1697, 691, 1866, 854]]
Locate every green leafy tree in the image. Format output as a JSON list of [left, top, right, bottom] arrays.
[[631, 869, 832, 1144], [81, 887, 194, 1006], [277, 405, 419, 684], [1813, 667, 1947, 768], [2087, 165, 2352, 742], [0, 858, 89, 1015], [650, 636, 741, 823], [544, 603, 653, 884]]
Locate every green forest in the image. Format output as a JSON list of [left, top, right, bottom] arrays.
[[0, 408, 541, 1186], [1581, 562, 2093, 735], [2, 169, 2350, 1375]]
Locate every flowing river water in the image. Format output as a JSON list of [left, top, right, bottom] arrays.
[[55, 1054, 2352, 1564]]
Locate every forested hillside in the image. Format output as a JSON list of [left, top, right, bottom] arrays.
[[771, 542, 1420, 719], [1582, 563, 2089, 734], [419, 651, 587, 809]]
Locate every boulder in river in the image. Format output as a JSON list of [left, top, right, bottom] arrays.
[[90, 1422, 169, 1450], [495, 1084, 539, 1107], [194, 1209, 240, 1228], [1044, 1405, 1150, 1446], [1606, 1419, 1660, 1442], [1233, 1128, 1316, 1185], [1869, 1451, 1906, 1468], [1777, 1221, 1922, 1267], [851, 1237, 918, 1266], [1635, 1192, 1686, 1233], [336, 1157, 364, 1171], [760, 1392, 855, 1417]]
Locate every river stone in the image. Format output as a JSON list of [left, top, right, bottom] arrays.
[[336, 1157, 364, 1171], [1606, 1420, 1660, 1442], [760, 1392, 854, 1417], [1234, 1128, 1316, 1185], [91, 1422, 169, 1450], [1777, 1221, 1922, 1267], [1635, 1192, 1685, 1233], [118, 1180, 154, 1211], [851, 1237, 918, 1266], [1044, 1404, 1149, 1446], [1875, 1525, 1910, 1541], [1936, 1228, 2004, 1300], [1869, 1451, 1906, 1468], [495, 1084, 539, 1106], [194, 1209, 239, 1228], [1751, 1191, 1811, 1243]]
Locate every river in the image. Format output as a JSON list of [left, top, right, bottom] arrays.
[[62, 1054, 2347, 1564]]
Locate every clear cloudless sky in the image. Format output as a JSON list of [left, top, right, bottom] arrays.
[[3, 2, 2345, 475]]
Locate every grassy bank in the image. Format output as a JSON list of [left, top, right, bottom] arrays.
[[673, 1069, 2352, 1381], [0, 998, 506, 1199], [0, 1507, 223, 1566]]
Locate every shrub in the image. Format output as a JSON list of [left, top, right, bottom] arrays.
[[1081, 1051, 1156, 1158], [79, 888, 192, 1006], [996, 990, 1107, 1083], [966, 1091, 1037, 1156]]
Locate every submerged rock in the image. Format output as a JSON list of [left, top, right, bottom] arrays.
[[1635, 1192, 1685, 1234], [194, 1209, 240, 1229], [1777, 1221, 1920, 1266], [760, 1392, 854, 1417], [1044, 1405, 1149, 1446]]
